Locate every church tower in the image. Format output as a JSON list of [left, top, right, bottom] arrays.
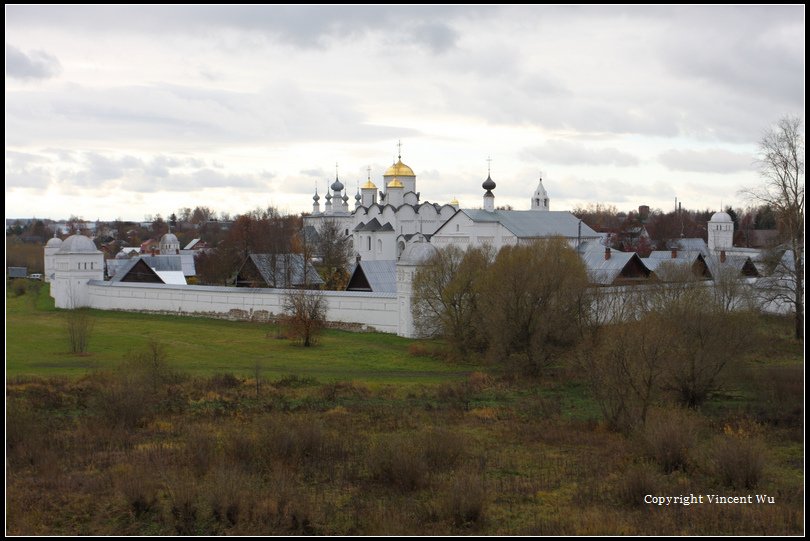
[[531, 175, 549, 211], [708, 210, 734, 251]]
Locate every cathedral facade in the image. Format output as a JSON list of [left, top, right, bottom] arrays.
[[303, 150, 584, 261]]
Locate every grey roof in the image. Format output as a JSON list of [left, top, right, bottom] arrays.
[[346, 260, 397, 293], [57, 234, 99, 254], [184, 238, 201, 250], [580, 249, 646, 285], [644, 251, 709, 275], [108, 254, 196, 278], [110, 258, 161, 283], [242, 253, 325, 288], [399, 241, 438, 264], [704, 253, 760, 278], [455, 210, 600, 239], [666, 237, 709, 256], [8, 266, 28, 278]]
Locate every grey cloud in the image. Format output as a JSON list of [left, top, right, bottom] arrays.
[[658, 149, 755, 174], [5, 43, 62, 80], [520, 140, 639, 167], [5, 151, 53, 188], [6, 82, 417, 148], [6, 5, 477, 53]]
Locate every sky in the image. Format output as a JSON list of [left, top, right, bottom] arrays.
[[5, 5, 805, 222]]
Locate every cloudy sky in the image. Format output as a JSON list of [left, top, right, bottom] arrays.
[[5, 5, 805, 221]]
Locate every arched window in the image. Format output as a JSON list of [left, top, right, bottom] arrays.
[[397, 241, 405, 257], [535, 198, 540, 206], [377, 239, 382, 252], [367, 236, 371, 251]]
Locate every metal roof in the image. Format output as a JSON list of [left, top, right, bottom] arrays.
[[241, 253, 324, 288], [8, 266, 28, 278], [154, 270, 187, 285], [346, 260, 397, 293], [455, 209, 600, 239], [704, 253, 760, 278], [184, 238, 201, 250], [580, 249, 649, 285]]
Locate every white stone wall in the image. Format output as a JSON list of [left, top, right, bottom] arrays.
[[85, 281, 401, 334]]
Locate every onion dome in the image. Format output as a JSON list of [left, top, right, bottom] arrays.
[[325, 191, 333, 201], [450, 197, 460, 206], [354, 190, 362, 202], [331, 175, 344, 192], [482, 174, 496, 193], [362, 179, 378, 190], [313, 189, 320, 202], [387, 178, 404, 189], [384, 159, 415, 177], [342, 193, 349, 203]]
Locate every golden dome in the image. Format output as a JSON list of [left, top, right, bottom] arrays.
[[362, 180, 377, 190], [450, 197, 460, 206], [384, 159, 415, 177], [387, 178, 404, 189]]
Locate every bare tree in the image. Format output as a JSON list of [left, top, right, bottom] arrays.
[[581, 315, 674, 432], [282, 288, 327, 347], [744, 115, 804, 339], [64, 282, 94, 354], [313, 219, 353, 290]]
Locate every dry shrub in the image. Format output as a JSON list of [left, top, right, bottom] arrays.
[[260, 416, 327, 464], [10, 279, 28, 297], [319, 380, 370, 401], [208, 372, 241, 391], [751, 365, 804, 430], [208, 467, 251, 528], [442, 473, 486, 528], [617, 461, 661, 506], [164, 475, 205, 535], [639, 407, 700, 473], [274, 374, 318, 388], [185, 428, 219, 478], [419, 427, 466, 471], [408, 342, 447, 360], [465, 371, 493, 392], [712, 426, 766, 489], [114, 464, 159, 516], [368, 434, 428, 491]]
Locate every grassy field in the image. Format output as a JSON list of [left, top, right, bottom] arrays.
[[6, 283, 474, 384], [5, 282, 805, 535]]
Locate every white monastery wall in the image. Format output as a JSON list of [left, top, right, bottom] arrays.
[[85, 281, 400, 334]]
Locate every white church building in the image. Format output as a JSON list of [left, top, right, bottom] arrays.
[[304, 151, 598, 260]]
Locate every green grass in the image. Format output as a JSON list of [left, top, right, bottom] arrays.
[[6, 284, 476, 384]]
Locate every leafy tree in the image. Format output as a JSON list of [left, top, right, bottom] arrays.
[[479, 238, 589, 375], [314, 219, 353, 290], [411, 245, 491, 355]]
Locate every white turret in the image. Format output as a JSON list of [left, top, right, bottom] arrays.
[[531, 175, 549, 211], [708, 211, 734, 251], [51, 234, 104, 308], [396, 236, 438, 337], [44, 233, 62, 283]]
